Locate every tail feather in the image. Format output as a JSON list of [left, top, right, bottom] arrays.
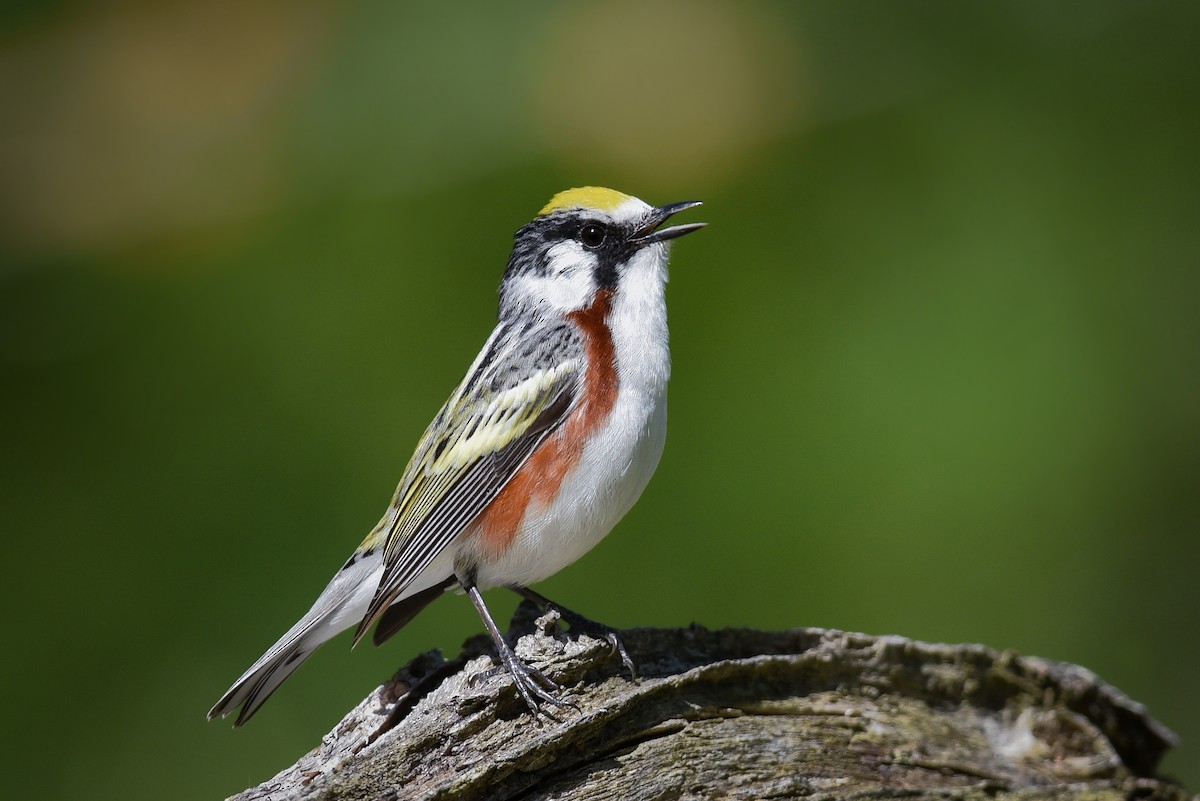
[[209, 551, 458, 725], [221, 641, 317, 726], [208, 555, 382, 725], [372, 576, 456, 647]]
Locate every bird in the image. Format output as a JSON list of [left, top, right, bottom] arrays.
[[208, 187, 705, 725]]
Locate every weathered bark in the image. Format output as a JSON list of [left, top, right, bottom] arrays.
[[230, 603, 1189, 801]]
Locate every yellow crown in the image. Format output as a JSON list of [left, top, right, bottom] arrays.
[[539, 186, 633, 216]]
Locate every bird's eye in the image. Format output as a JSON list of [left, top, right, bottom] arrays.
[[579, 223, 606, 249]]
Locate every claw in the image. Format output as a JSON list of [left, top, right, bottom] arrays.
[[466, 583, 580, 719], [503, 653, 577, 718], [601, 630, 637, 680]]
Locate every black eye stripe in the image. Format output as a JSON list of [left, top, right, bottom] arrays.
[[502, 212, 638, 291]]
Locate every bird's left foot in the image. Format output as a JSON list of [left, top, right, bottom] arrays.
[[467, 637, 578, 718], [466, 583, 578, 719]]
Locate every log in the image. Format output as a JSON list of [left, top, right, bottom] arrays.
[[228, 602, 1190, 801]]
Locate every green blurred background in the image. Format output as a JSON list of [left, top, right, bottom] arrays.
[[2, 1, 1197, 798]]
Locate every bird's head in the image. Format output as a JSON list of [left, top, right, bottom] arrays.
[[500, 187, 705, 316]]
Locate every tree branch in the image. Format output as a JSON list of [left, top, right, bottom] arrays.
[[228, 603, 1189, 801]]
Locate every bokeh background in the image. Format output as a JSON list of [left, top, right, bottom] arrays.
[[2, 1, 1197, 798]]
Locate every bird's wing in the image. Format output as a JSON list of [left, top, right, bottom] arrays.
[[352, 319, 582, 642]]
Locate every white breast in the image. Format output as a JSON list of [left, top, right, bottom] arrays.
[[472, 244, 672, 589]]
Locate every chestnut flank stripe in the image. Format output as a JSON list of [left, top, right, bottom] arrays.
[[477, 290, 618, 556]]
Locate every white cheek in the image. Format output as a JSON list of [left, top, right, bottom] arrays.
[[530, 241, 595, 311]]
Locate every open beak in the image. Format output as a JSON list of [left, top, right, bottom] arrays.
[[631, 200, 706, 244]]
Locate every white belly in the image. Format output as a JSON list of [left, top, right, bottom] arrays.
[[470, 384, 667, 589]]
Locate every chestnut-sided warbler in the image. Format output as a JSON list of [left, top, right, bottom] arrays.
[[209, 187, 705, 724]]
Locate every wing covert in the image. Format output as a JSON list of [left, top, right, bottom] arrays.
[[353, 320, 582, 641]]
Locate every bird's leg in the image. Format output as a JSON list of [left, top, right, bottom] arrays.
[[510, 586, 636, 679], [465, 583, 575, 717]]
